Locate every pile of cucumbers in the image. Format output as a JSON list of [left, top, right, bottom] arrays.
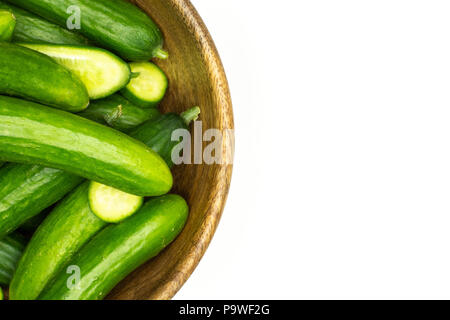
[[0, 0, 198, 300]]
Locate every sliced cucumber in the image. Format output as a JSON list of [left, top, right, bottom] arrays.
[[0, 9, 15, 41], [0, 288, 3, 300], [121, 62, 168, 108], [19, 43, 131, 100], [88, 181, 143, 223]]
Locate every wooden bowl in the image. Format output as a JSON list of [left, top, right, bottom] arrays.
[[107, 0, 234, 299]]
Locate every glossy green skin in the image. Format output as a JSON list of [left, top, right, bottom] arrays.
[[0, 43, 89, 111], [0, 1, 88, 45], [0, 96, 173, 196], [40, 194, 188, 300], [6, 102, 168, 299], [0, 9, 15, 41], [10, 183, 107, 300], [19, 43, 132, 100], [78, 94, 160, 132], [8, 0, 164, 61], [0, 163, 83, 239], [0, 233, 26, 285], [130, 113, 188, 168], [0, 96, 157, 239]]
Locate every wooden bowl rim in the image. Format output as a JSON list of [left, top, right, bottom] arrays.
[[146, 0, 234, 300]]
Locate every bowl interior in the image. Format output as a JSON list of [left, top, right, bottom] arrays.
[[106, 0, 233, 299]]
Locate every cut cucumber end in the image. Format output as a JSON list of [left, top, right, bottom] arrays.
[[121, 61, 168, 108], [181, 106, 201, 126], [18, 43, 131, 100], [154, 48, 169, 60], [88, 181, 143, 223], [0, 10, 16, 42]]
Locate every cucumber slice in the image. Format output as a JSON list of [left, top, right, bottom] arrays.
[[88, 181, 143, 223], [0, 9, 15, 41], [121, 62, 168, 108], [19, 43, 131, 100], [0, 288, 3, 300]]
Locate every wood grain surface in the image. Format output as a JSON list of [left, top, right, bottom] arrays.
[[106, 0, 234, 300]]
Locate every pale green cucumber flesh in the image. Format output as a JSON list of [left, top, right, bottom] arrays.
[[121, 62, 168, 107], [0, 9, 15, 41], [19, 43, 131, 100], [40, 194, 189, 300], [9, 183, 107, 300], [8, 0, 165, 61], [0, 42, 89, 112], [88, 181, 143, 223]]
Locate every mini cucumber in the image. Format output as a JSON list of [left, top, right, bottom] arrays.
[[40, 194, 188, 300], [121, 62, 168, 108], [88, 182, 143, 223], [78, 94, 160, 132], [8, 108, 198, 299], [0, 97, 157, 239], [0, 9, 15, 41], [0, 163, 83, 239], [20, 43, 131, 100], [0, 96, 173, 196], [0, 233, 26, 286], [0, 1, 89, 45], [0, 42, 89, 111], [10, 183, 107, 300], [9, 0, 167, 61]]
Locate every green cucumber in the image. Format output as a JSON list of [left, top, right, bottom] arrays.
[[130, 106, 201, 167], [88, 182, 143, 223], [9, 0, 167, 61], [40, 194, 188, 300], [0, 42, 89, 111], [0, 9, 15, 41], [78, 94, 160, 132], [0, 163, 83, 239], [0, 96, 173, 196], [0, 97, 156, 239], [8, 108, 197, 299], [0, 233, 26, 286], [20, 43, 131, 100], [121, 62, 168, 108], [10, 183, 107, 300], [0, 1, 88, 45]]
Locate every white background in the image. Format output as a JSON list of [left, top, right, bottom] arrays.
[[176, 0, 450, 299]]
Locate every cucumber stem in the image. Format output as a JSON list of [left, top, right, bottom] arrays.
[[154, 48, 169, 60], [104, 105, 123, 126], [130, 72, 140, 79], [180, 106, 201, 126]]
